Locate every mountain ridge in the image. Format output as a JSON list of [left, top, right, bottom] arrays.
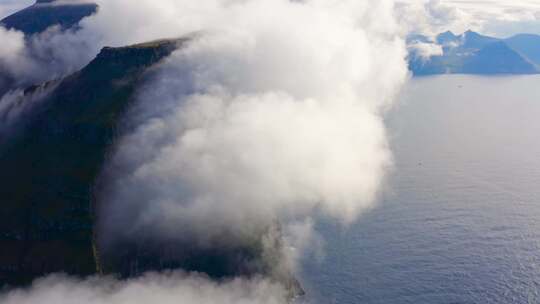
[[0, 0, 97, 35]]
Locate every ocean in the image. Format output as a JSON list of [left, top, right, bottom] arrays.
[[301, 75, 540, 304]]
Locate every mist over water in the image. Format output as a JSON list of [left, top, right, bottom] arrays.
[[301, 75, 540, 304]]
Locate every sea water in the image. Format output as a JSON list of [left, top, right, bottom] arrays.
[[301, 75, 540, 304]]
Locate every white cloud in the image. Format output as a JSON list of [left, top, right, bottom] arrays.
[[0, 0, 408, 276], [396, 0, 475, 37], [408, 41, 444, 60], [97, 0, 408, 251], [0, 26, 25, 62], [0, 272, 289, 304]]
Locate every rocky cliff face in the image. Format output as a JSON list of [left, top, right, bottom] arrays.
[[0, 39, 181, 286]]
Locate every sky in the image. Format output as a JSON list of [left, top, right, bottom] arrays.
[[0, 0, 33, 19], [2, 1, 540, 37], [400, 0, 540, 37], [447, 0, 540, 37]]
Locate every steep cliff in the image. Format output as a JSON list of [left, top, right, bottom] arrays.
[[0, 39, 182, 286]]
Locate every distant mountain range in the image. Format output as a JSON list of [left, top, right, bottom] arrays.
[[408, 30, 540, 75]]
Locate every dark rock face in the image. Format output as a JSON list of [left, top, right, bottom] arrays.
[[0, 72, 16, 101], [1, 0, 98, 36], [0, 39, 182, 287], [409, 30, 540, 75]]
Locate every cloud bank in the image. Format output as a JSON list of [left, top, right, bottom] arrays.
[[97, 0, 408, 252], [2, 0, 408, 302], [0, 272, 288, 304]]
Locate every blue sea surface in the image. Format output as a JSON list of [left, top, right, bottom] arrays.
[[301, 75, 540, 304]]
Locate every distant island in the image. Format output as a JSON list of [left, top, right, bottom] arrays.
[[408, 30, 540, 75]]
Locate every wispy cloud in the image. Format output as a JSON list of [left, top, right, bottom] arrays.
[[0, 272, 289, 304]]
